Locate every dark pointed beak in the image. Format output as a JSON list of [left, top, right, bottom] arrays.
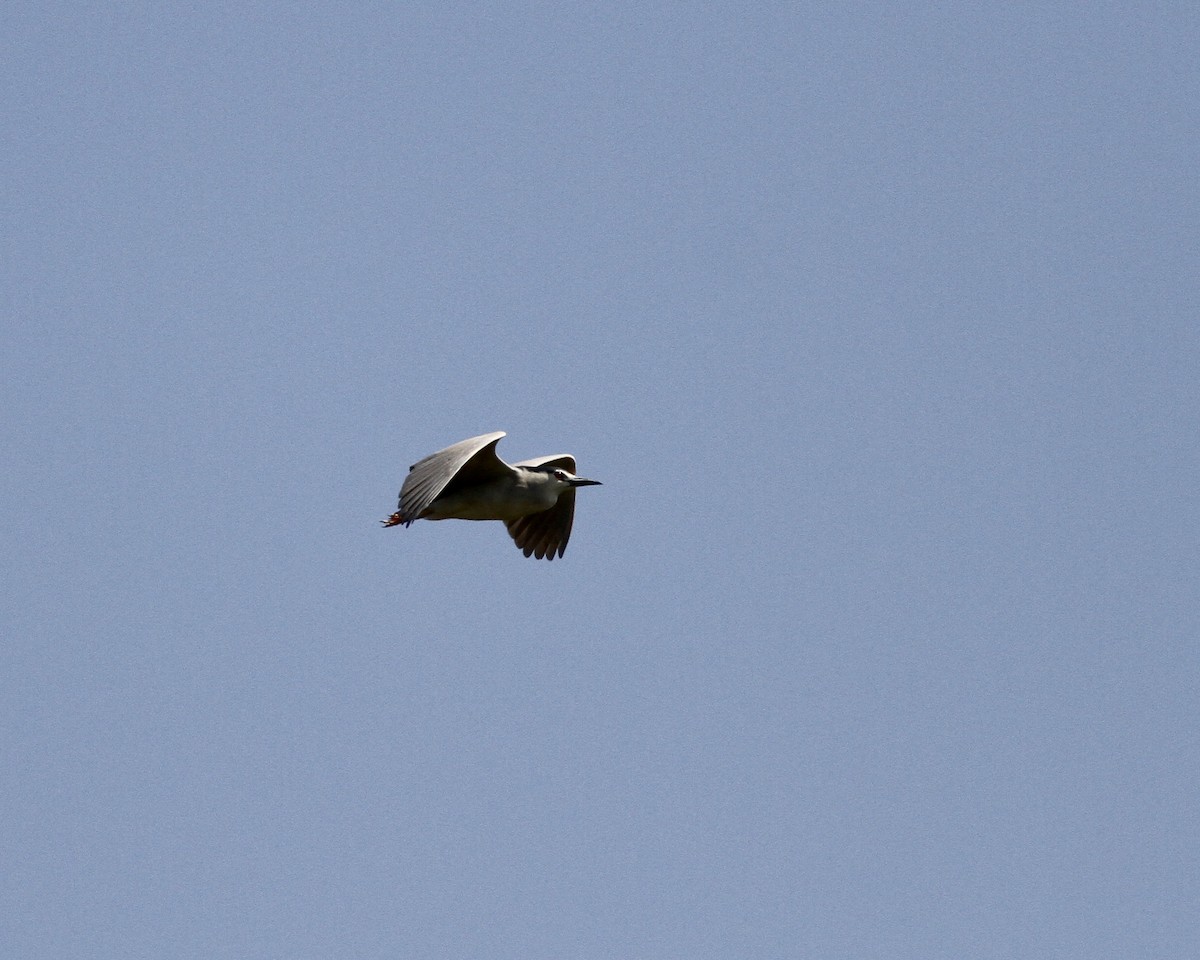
[[570, 477, 602, 487]]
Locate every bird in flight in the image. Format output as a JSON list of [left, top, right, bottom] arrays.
[[381, 432, 601, 559]]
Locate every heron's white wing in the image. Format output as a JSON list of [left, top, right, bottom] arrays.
[[511, 454, 577, 472], [504, 495, 574, 559], [505, 454, 577, 560], [397, 432, 510, 524]]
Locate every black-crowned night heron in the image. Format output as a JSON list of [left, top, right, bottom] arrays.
[[381, 432, 601, 560]]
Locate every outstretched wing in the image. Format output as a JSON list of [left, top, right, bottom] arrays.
[[395, 432, 509, 525], [504, 454, 577, 560]]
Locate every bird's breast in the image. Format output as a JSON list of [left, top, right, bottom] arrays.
[[424, 478, 558, 521]]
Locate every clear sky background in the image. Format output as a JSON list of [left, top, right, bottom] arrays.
[[3, 2, 1197, 958]]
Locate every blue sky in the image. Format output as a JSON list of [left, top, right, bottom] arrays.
[[3, 2, 1197, 957]]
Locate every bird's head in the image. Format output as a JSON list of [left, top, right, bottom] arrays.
[[551, 467, 602, 489]]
